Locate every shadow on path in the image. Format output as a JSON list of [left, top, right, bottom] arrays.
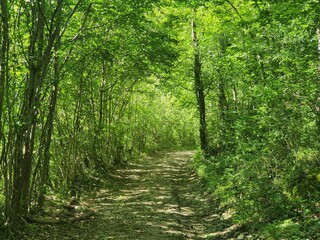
[[25, 151, 240, 240]]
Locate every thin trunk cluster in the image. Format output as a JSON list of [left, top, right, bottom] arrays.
[[8, 0, 64, 226], [0, 0, 196, 231]]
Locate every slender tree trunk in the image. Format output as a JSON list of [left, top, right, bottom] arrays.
[[0, 0, 10, 222], [99, 60, 107, 129], [0, 0, 8, 185], [37, 0, 63, 209], [9, 0, 45, 226], [315, 0, 320, 134], [37, 61, 60, 209], [0, 0, 8, 125], [191, 19, 208, 155], [0, 0, 9, 164], [318, 8, 320, 78], [217, 35, 230, 150], [9, 0, 64, 226]]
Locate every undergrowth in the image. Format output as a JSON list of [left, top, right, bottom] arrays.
[[193, 148, 320, 239]]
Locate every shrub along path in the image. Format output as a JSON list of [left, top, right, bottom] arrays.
[[24, 151, 243, 240]]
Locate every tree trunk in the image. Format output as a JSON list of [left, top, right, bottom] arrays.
[[316, 0, 320, 134], [9, 0, 64, 227], [9, 0, 45, 226], [191, 19, 208, 155], [0, 0, 8, 164], [0, 0, 8, 181], [0, 0, 10, 223], [0, 0, 8, 125], [217, 35, 230, 151], [99, 60, 107, 129], [317, 0, 320, 75], [37, 0, 63, 209]]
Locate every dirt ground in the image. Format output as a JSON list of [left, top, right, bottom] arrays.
[[20, 151, 242, 240]]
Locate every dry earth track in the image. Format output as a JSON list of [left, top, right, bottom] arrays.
[[21, 151, 242, 240]]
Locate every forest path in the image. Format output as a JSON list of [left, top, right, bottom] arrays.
[[29, 151, 239, 240]]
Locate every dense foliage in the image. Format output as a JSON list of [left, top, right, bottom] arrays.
[[0, 0, 197, 230], [0, 0, 319, 238], [185, 1, 320, 238]]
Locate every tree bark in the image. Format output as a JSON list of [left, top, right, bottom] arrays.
[[9, 0, 65, 227], [191, 19, 208, 155], [9, 0, 45, 226], [315, 0, 320, 134], [217, 35, 230, 150], [0, 0, 10, 223], [0, 0, 8, 165], [317, 0, 320, 76], [0, 0, 8, 126], [37, 0, 63, 209]]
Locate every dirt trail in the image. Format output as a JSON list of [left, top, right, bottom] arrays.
[[27, 151, 239, 240]]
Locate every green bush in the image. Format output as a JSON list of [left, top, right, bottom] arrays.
[[193, 146, 320, 238]]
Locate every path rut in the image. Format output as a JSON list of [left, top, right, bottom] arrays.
[[27, 151, 239, 240]]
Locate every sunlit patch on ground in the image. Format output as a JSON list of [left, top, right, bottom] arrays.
[[24, 151, 240, 240]]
